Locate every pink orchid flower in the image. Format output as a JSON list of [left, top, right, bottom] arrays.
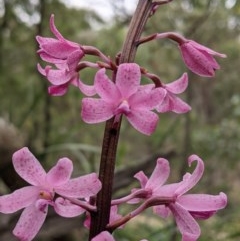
[[81, 63, 165, 135], [156, 73, 191, 113], [36, 14, 95, 96], [0, 147, 101, 241], [133, 155, 227, 241], [179, 40, 226, 77], [156, 32, 226, 77], [92, 231, 148, 241]]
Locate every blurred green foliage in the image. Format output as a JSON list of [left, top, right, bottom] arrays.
[[0, 0, 240, 240]]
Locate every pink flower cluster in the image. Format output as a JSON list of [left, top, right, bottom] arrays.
[[36, 15, 84, 96], [129, 155, 227, 241], [36, 14, 102, 96], [36, 15, 226, 136], [0, 149, 227, 241]]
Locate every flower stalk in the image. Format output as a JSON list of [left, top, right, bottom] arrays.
[[107, 196, 174, 232], [88, 0, 155, 239]]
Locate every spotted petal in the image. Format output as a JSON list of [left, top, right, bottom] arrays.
[[55, 173, 101, 198], [81, 98, 115, 123], [166, 73, 188, 94], [134, 171, 148, 188], [67, 50, 84, 70], [129, 88, 165, 110], [145, 158, 170, 191], [49, 14, 65, 41], [174, 155, 204, 197], [40, 41, 78, 59], [179, 43, 220, 77], [116, 63, 141, 98], [94, 68, 120, 102], [45, 68, 73, 85], [0, 186, 40, 213], [169, 203, 200, 241], [189, 40, 226, 58], [54, 197, 85, 217], [38, 51, 66, 64], [12, 147, 46, 186], [177, 192, 227, 212], [158, 94, 191, 114], [77, 79, 96, 96], [13, 204, 48, 241], [48, 84, 69, 96], [126, 110, 159, 135], [46, 158, 73, 187]]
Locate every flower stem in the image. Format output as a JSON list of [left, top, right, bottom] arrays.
[[60, 195, 97, 212], [88, 1, 154, 240], [107, 196, 174, 232]]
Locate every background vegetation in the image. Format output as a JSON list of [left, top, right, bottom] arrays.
[[0, 0, 239, 240]]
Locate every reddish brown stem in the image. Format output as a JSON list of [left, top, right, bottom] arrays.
[[107, 196, 174, 232], [88, 1, 154, 240]]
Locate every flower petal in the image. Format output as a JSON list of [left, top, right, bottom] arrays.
[[171, 96, 191, 113], [13, 203, 48, 241], [38, 51, 66, 64], [37, 63, 47, 76], [138, 83, 155, 92], [110, 205, 123, 226], [199, 50, 220, 70], [92, 231, 115, 241], [48, 84, 69, 96], [94, 68, 120, 102], [67, 50, 84, 70], [153, 205, 170, 218], [49, 14, 65, 41], [156, 92, 191, 114], [77, 79, 96, 96], [0, 186, 39, 213], [83, 213, 90, 229], [189, 40, 227, 58], [155, 92, 171, 113], [177, 192, 227, 212], [46, 158, 73, 187], [54, 197, 85, 217], [146, 158, 170, 191], [174, 155, 204, 197], [126, 110, 159, 135], [12, 147, 46, 186], [55, 173, 101, 198], [179, 43, 216, 77], [169, 203, 200, 241], [189, 210, 216, 220], [46, 68, 73, 85], [165, 73, 188, 94], [134, 171, 148, 188], [155, 182, 182, 196], [116, 63, 141, 98], [36, 36, 55, 45], [129, 88, 165, 110], [81, 98, 114, 123], [41, 41, 78, 59]]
